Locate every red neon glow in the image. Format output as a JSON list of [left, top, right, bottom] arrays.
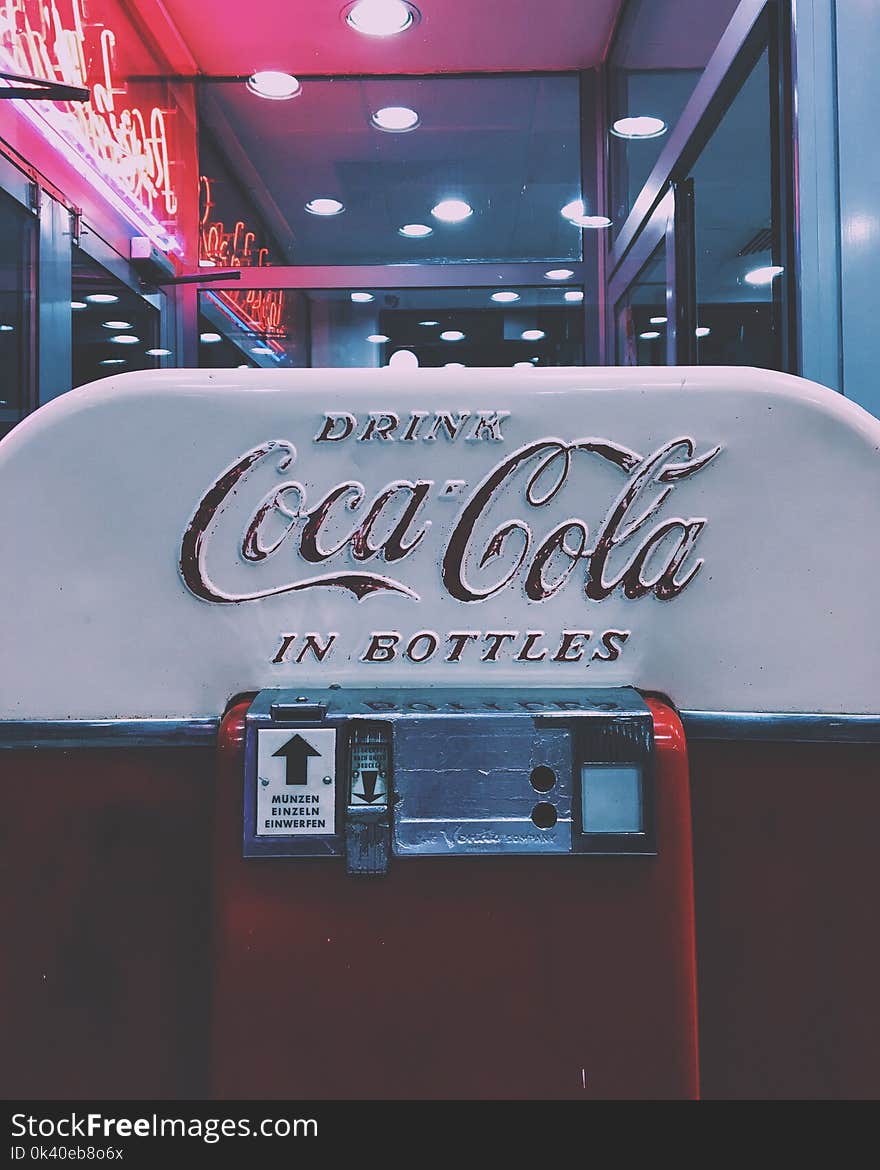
[[200, 175, 269, 268], [0, 0, 182, 251], [200, 174, 287, 344], [213, 287, 287, 348]]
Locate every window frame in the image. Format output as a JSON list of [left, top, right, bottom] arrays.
[[602, 0, 796, 371]]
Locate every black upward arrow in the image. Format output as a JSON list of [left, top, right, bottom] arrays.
[[272, 734, 321, 785]]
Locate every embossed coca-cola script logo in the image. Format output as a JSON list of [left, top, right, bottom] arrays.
[[180, 423, 721, 608]]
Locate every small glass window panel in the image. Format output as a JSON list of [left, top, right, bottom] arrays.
[[581, 763, 643, 834]]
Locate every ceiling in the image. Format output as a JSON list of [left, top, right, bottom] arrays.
[[142, 0, 624, 76], [611, 0, 741, 69], [199, 74, 584, 265]]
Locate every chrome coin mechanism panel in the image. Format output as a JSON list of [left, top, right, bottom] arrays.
[[243, 686, 655, 873]]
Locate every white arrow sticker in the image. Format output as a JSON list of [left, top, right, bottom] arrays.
[[256, 728, 336, 836]]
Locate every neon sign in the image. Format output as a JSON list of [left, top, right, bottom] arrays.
[[0, 0, 182, 252], [207, 286, 288, 355], [200, 175, 269, 269], [200, 174, 288, 346]]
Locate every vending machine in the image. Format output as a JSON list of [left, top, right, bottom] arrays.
[[1, 367, 877, 1098]]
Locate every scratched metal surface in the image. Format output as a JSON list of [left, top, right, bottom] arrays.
[[393, 716, 573, 855]]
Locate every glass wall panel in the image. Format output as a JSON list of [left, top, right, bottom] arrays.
[[198, 75, 582, 265], [608, 0, 741, 238], [199, 288, 309, 368], [691, 47, 782, 369], [0, 187, 35, 437], [71, 250, 160, 386], [199, 135, 287, 270], [614, 243, 667, 365], [199, 286, 585, 369]]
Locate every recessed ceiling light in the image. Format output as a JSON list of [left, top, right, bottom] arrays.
[[99, 359, 126, 366], [305, 198, 345, 216], [372, 106, 419, 132], [513, 361, 534, 369], [351, 292, 375, 302], [109, 334, 139, 345], [367, 333, 390, 343], [440, 330, 465, 341], [570, 214, 613, 229], [444, 362, 466, 368], [744, 265, 784, 286], [345, 0, 418, 37], [611, 116, 667, 139], [70, 300, 87, 309], [650, 316, 667, 324], [101, 320, 133, 329], [545, 269, 573, 281], [521, 329, 545, 341], [695, 326, 711, 338], [564, 290, 584, 302], [640, 330, 661, 340], [431, 199, 473, 223], [246, 71, 301, 100], [491, 291, 520, 303], [560, 201, 612, 229], [251, 345, 274, 354], [200, 332, 222, 343], [388, 349, 419, 368], [419, 320, 439, 326], [399, 223, 433, 237], [0, 323, 14, 332], [146, 347, 172, 356], [85, 293, 119, 304]]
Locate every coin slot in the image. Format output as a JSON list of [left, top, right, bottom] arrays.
[[531, 801, 558, 829], [529, 765, 556, 792]]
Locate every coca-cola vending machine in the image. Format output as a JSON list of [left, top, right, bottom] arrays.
[[1, 367, 878, 1099]]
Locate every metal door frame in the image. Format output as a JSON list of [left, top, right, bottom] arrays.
[[601, 0, 794, 372]]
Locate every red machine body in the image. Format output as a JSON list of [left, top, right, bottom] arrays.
[[210, 696, 698, 1100], [2, 367, 879, 1099], [3, 730, 879, 1099]]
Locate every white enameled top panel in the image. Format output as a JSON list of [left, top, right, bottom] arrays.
[[0, 366, 877, 718]]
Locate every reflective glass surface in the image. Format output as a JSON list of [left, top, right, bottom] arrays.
[[198, 75, 582, 264], [199, 287, 308, 368], [0, 187, 35, 437], [692, 48, 782, 369], [72, 250, 161, 386], [581, 764, 643, 834], [608, 0, 741, 238], [198, 286, 585, 369], [615, 242, 667, 365]]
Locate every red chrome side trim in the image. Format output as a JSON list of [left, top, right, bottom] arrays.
[[646, 696, 700, 1099]]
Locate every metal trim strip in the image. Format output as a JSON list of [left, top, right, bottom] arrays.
[[679, 712, 880, 743], [0, 712, 878, 749], [0, 719, 219, 749]]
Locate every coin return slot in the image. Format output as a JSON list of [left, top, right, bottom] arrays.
[[529, 765, 556, 792], [531, 801, 558, 829]]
